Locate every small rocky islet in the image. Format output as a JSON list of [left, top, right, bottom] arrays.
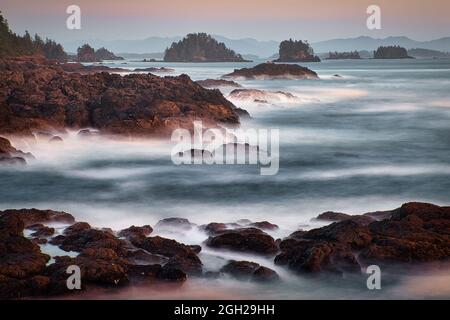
[[0, 202, 449, 299]]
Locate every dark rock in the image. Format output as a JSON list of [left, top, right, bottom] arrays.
[[223, 62, 318, 80], [228, 89, 297, 103], [49, 136, 63, 143], [0, 208, 75, 227], [0, 56, 243, 137], [197, 79, 242, 89], [132, 236, 202, 275], [51, 222, 125, 252], [200, 222, 228, 235], [251, 266, 280, 282], [315, 211, 375, 226], [155, 218, 193, 231], [0, 137, 32, 165], [133, 67, 174, 73], [29, 225, 55, 238], [249, 221, 279, 231], [221, 260, 279, 282], [0, 213, 50, 280], [205, 228, 278, 255], [118, 225, 153, 241]]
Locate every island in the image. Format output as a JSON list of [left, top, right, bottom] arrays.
[[327, 51, 361, 59], [373, 46, 413, 59], [274, 39, 321, 62], [76, 44, 124, 62], [222, 62, 318, 80], [164, 33, 248, 62]]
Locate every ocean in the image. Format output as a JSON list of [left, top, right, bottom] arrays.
[[1, 58, 450, 299]]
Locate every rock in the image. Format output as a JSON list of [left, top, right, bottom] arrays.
[[0, 208, 75, 227], [127, 264, 186, 282], [77, 129, 99, 137], [48, 136, 63, 143], [249, 221, 279, 231], [0, 213, 50, 280], [124, 249, 169, 265], [0, 56, 245, 137], [251, 266, 280, 282], [314, 211, 375, 226], [133, 67, 174, 73], [44, 255, 128, 288], [0, 137, 32, 165], [28, 224, 55, 238], [200, 222, 229, 236], [155, 218, 193, 231], [132, 236, 202, 275], [196, 79, 242, 89], [51, 222, 125, 252], [221, 260, 260, 278], [205, 228, 278, 255], [228, 89, 298, 104], [276, 202, 450, 275], [223, 62, 318, 80], [118, 225, 153, 241], [221, 260, 279, 282]]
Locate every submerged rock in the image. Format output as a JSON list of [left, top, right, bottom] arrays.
[[228, 89, 298, 104], [196, 79, 242, 89], [0, 137, 32, 165], [221, 260, 279, 282]]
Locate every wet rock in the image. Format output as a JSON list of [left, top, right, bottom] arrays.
[[0, 56, 244, 137], [132, 236, 202, 275], [251, 266, 280, 282], [314, 211, 375, 226], [0, 213, 51, 280], [196, 79, 242, 89], [48, 136, 63, 144], [223, 62, 318, 80], [221, 260, 279, 282], [51, 223, 125, 252], [118, 225, 153, 241], [228, 89, 298, 104], [205, 228, 278, 255], [28, 224, 55, 238], [0, 208, 75, 227], [0, 137, 31, 165], [155, 218, 194, 231], [249, 221, 279, 231], [200, 222, 228, 236]]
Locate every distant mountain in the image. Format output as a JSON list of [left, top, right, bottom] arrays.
[[312, 36, 450, 53]]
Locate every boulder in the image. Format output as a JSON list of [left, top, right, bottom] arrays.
[[205, 228, 278, 255]]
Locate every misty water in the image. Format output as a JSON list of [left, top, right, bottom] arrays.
[[1, 59, 450, 299]]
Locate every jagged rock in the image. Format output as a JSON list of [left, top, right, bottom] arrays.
[[0, 137, 31, 164], [0, 56, 245, 137], [118, 225, 153, 241]]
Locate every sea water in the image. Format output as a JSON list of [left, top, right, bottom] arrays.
[[1, 58, 450, 299]]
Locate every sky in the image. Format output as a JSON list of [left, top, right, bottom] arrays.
[[1, 0, 450, 42]]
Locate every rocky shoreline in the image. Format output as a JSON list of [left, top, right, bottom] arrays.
[[1, 202, 448, 299], [0, 56, 247, 137]]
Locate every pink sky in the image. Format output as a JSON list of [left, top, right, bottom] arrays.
[[2, 0, 449, 41]]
